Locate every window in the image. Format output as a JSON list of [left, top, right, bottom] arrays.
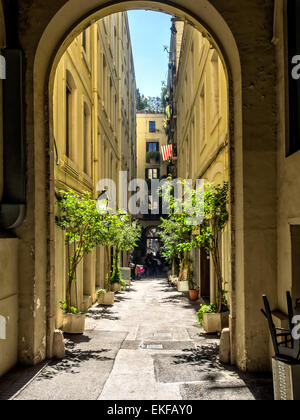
[[146, 142, 160, 163], [65, 71, 76, 159], [199, 85, 206, 150], [103, 55, 107, 102], [210, 50, 220, 126], [287, 0, 300, 155], [146, 142, 159, 152], [83, 103, 91, 176], [146, 168, 159, 179], [148, 195, 159, 212], [149, 121, 156, 133], [65, 84, 72, 157], [82, 30, 87, 51]]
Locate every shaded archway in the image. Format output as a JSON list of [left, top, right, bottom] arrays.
[[38, 0, 240, 366], [14, 0, 279, 373], [37, 0, 241, 366]]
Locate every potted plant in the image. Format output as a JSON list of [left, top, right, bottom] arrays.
[[146, 151, 160, 164], [196, 295, 229, 333], [160, 180, 201, 297], [60, 301, 86, 334], [56, 190, 107, 334], [97, 289, 115, 306], [159, 179, 229, 315], [106, 211, 141, 292], [159, 217, 181, 288], [195, 183, 230, 333]]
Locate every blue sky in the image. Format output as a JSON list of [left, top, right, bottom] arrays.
[[128, 10, 172, 98]]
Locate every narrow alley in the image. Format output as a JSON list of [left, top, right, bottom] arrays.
[[0, 277, 273, 401]]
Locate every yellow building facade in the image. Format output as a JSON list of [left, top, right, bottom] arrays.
[[136, 113, 168, 262], [170, 21, 229, 304], [53, 13, 136, 328]]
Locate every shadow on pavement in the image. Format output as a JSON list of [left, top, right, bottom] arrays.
[[0, 363, 47, 400], [170, 343, 274, 400], [37, 341, 112, 380], [86, 307, 120, 321]]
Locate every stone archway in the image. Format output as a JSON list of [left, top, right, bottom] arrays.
[[13, 0, 278, 373]]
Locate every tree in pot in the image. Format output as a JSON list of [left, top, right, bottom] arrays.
[[56, 190, 107, 333], [195, 182, 230, 332], [158, 217, 181, 278], [106, 211, 141, 292], [159, 179, 199, 296]]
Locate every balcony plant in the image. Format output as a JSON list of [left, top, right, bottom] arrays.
[[56, 190, 107, 334], [146, 151, 160, 164]]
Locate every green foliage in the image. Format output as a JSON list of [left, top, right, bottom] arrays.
[[56, 190, 108, 313], [194, 183, 229, 312], [196, 293, 229, 326], [136, 88, 149, 111], [105, 274, 112, 292], [97, 289, 107, 297], [146, 151, 160, 162], [105, 211, 141, 285], [159, 179, 229, 311], [136, 82, 167, 113], [60, 300, 79, 315], [196, 303, 217, 326]]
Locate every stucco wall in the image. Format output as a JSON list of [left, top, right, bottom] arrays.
[[0, 239, 19, 376]]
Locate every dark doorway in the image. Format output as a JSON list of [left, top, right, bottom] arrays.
[[200, 248, 210, 300], [291, 225, 300, 301]]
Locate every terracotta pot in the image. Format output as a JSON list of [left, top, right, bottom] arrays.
[[62, 313, 86, 334], [98, 292, 114, 305], [203, 312, 230, 333], [189, 289, 199, 301]]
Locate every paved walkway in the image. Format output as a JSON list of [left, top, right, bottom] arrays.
[[0, 277, 273, 400]]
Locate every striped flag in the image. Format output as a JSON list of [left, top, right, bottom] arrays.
[[161, 144, 173, 161]]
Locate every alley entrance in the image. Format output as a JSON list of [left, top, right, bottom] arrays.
[[1, 276, 272, 400]]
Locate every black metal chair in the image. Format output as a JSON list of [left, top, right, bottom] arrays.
[[261, 292, 300, 361]]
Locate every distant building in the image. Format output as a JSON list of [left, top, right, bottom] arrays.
[[135, 113, 168, 263]]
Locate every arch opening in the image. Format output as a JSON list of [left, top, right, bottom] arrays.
[[24, 0, 250, 373]]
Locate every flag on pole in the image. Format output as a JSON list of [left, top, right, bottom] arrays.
[[161, 144, 173, 161]]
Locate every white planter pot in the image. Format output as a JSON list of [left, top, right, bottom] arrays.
[[203, 312, 229, 333], [98, 292, 115, 306], [112, 283, 122, 292], [62, 313, 86, 334], [177, 280, 189, 292]]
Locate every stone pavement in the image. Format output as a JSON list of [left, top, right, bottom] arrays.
[[0, 277, 273, 400]]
